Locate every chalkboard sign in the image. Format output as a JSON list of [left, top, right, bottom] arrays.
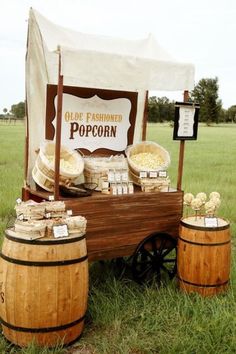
[[173, 102, 200, 140]]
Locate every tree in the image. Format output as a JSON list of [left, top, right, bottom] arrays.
[[10, 101, 25, 119], [190, 77, 222, 124], [148, 96, 160, 122], [148, 96, 175, 123], [3, 108, 8, 115], [225, 105, 236, 123]]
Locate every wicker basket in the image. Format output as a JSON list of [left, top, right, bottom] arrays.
[[140, 177, 170, 193], [14, 219, 47, 238], [33, 142, 84, 192], [126, 141, 170, 175], [32, 162, 54, 192], [84, 155, 127, 191], [15, 200, 45, 220], [45, 216, 87, 237]]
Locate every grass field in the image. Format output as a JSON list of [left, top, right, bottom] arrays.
[[0, 123, 235, 353]]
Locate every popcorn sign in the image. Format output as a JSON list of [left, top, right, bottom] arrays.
[[46, 86, 138, 153]]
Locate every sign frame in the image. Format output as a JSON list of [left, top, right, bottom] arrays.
[[45, 84, 138, 156], [173, 102, 200, 141]]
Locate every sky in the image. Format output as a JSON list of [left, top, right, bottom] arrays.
[[0, 0, 236, 113]]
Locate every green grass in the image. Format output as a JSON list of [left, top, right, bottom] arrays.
[[0, 123, 25, 241], [0, 123, 236, 353]]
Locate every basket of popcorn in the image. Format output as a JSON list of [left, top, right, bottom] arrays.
[[15, 200, 46, 220], [45, 215, 87, 237], [13, 219, 47, 239], [84, 154, 128, 190], [126, 141, 170, 185], [33, 142, 84, 191]]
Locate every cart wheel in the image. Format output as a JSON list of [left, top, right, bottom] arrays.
[[132, 232, 177, 284]]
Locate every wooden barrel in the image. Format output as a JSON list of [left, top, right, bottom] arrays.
[[0, 230, 88, 347], [177, 216, 231, 297]]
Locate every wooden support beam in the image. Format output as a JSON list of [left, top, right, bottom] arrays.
[[177, 90, 189, 191], [54, 50, 64, 200], [142, 91, 148, 141]]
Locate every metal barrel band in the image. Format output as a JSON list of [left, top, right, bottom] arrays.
[[180, 220, 229, 231], [5, 232, 86, 245], [0, 314, 85, 333], [0, 252, 88, 267], [177, 276, 229, 288], [178, 236, 231, 247]]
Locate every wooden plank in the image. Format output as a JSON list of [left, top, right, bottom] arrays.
[[65, 190, 183, 260], [177, 140, 185, 190], [54, 52, 64, 201], [142, 91, 148, 141], [176, 90, 189, 190], [21, 187, 183, 261]]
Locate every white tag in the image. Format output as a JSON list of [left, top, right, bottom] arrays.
[[67, 210, 73, 216], [49, 195, 55, 201], [159, 170, 167, 178], [18, 214, 24, 221], [111, 184, 117, 195], [128, 183, 134, 194], [149, 171, 158, 178], [45, 212, 51, 219], [115, 172, 121, 182], [53, 224, 69, 238], [117, 184, 122, 195], [122, 184, 128, 194], [16, 198, 22, 205], [121, 171, 128, 182], [139, 171, 148, 178], [108, 171, 115, 182], [102, 181, 109, 189], [204, 217, 218, 228]]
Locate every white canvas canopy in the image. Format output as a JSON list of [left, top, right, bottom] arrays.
[[25, 8, 195, 187]]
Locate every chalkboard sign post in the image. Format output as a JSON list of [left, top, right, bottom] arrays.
[[174, 91, 200, 190]]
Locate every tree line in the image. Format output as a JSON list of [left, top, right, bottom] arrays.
[[1, 77, 236, 124], [0, 102, 25, 120], [148, 77, 236, 124]]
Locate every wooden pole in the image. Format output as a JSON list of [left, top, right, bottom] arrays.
[[54, 50, 64, 200], [24, 99, 29, 182], [177, 90, 189, 191], [142, 91, 148, 141]]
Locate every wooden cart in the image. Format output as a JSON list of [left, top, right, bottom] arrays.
[[23, 138, 184, 284], [22, 9, 195, 283]]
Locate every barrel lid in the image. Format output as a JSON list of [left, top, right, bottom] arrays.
[[5, 228, 86, 245], [180, 216, 230, 231]]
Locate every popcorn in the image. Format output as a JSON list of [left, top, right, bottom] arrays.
[[205, 200, 216, 215], [209, 191, 220, 200], [191, 198, 203, 210], [130, 152, 164, 170], [184, 193, 194, 206], [211, 197, 221, 208], [184, 190, 222, 218], [48, 156, 79, 174], [196, 192, 207, 204]]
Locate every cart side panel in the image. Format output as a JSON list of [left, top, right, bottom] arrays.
[[66, 190, 183, 261]]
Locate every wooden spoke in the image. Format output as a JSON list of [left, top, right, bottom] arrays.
[[132, 232, 177, 284]]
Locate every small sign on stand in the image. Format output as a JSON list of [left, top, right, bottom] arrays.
[[204, 217, 218, 228], [173, 102, 200, 140], [53, 224, 69, 238], [173, 100, 200, 191]]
